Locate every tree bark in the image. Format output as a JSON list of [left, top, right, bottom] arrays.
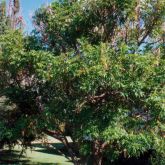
[[44, 129, 79, 165], [91, 140, 109, 165], [93, 154, 103, 165]]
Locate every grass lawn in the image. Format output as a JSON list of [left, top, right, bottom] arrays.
[[0, 137, 73, 165]]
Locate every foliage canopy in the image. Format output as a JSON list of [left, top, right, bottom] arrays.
[[0, 0, 165, 164]]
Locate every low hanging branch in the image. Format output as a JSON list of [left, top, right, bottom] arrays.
[[43, 129, 79, 164]]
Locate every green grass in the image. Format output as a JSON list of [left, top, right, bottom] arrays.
[[0, 143, 73, 165]]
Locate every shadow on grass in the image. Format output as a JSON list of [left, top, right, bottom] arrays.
[[0, 150, 30, 164], [0, 142, 73, 165], [32, 142, 72, 161]]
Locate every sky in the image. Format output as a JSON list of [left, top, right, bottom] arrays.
[[7, 0, 53, 33]]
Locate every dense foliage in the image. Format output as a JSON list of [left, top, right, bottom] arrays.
[[32, 0, 165, 54], [0, 0, 165, 164]]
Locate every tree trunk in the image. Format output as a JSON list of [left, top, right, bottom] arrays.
[[44, 129, 79, 165], [60, 137, 79, 165], [91, 140, 107, 165], [0, 142, 4, 150], [93, 154, 103, 165]]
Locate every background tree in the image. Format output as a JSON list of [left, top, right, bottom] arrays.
[[0, 0, 7, 34], [32, 0, 164, 54]]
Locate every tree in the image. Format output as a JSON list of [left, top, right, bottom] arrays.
[[32, 0, 136, 54], [0, 0, 165, 164], [1, 30, 165, 164], [0, 0, 7, 34], [0, 31, 43, 150], [32, 0, 165, 54]]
